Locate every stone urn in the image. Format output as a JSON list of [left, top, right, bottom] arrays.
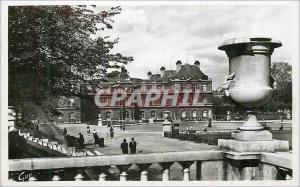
[[217, 37, 289, 152], [218, 37, 281, 131]]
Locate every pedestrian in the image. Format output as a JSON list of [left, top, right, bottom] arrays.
[[204, 128, 208, 133], [93, 129, 97, 136], [87, 126, 90, 134], [63, 127, 67, 136], [129, 138, 137, 154], [94, 133, 100, 147], [110, 126, 114, 138], [120, 139, 128, 154], [78, 133, 84, 148]]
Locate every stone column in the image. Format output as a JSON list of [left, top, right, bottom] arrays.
[[159, 162, 174, 181]]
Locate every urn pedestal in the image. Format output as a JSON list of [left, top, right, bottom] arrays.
[[217, 37, 289, 152]]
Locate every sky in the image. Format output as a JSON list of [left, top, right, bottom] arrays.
[[97, 4, 296, 89]]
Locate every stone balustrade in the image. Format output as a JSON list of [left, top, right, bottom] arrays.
[[8, 150, 292, 181]]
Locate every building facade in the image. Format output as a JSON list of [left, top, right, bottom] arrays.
[[80, 60, 213, 125]]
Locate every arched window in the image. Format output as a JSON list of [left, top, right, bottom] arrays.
[[203, 110, 207, 118], [69, 113, 75, 120], [141, 111, 145, 119], [105, 111, 111, 119], [182, 110, 186, 118], [150, 110, 156, 118], [192, 110, 197, 118], [58, 113, 64, 120]]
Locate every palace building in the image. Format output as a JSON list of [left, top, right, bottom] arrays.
[[80, 60, 213, 125]]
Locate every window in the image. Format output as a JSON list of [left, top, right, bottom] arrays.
[[150, 110, 156, 118], [105, 111, 111, 119], [192, 85, 196, 92], [125, 111, 130, 119], [182, 110, 186, 118], [141, 111, 145, 119], [192, 111, 197, 118], [58, 113, 64, 120], [203, 85, 207, 91], [69, 113, 75, 120], [203, 110, 207, 118]]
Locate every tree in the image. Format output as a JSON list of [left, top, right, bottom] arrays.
[[8, 6, 133, 117], [270, 61, 292, 110]]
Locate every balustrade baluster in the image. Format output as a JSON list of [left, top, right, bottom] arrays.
[[159, 162, 174, 181], [116, 164, 131, 181], [52, 170, 63, 181], [98, 173, 107, 181], [74, 173, 84, 181], [179, 161, 194, 181], [137, 163, 152, 181]]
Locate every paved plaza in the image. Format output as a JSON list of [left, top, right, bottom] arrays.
[[56, 123, 217, 155]]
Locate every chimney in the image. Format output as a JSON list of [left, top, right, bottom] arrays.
[[160, 66, 166, 77], [194, 60, 200, 68], [147, 71, 152, 79], [176, 60, 182, 72]]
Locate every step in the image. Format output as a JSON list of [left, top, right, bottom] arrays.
[[48, 141, 58, 145], [85, 151, 95, 156], [40, 139, 49, 142], [32, 138, 39, 142], [42, 142, 48, 146], [93, 151, 103, 156]]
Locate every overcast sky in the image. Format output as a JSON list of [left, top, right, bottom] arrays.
[[98, 4, 296, 89]]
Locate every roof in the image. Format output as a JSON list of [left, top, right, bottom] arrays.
[[171, 64, 208, 80]]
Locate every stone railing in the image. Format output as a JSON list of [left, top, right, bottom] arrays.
[[8, 150, 292, 182]]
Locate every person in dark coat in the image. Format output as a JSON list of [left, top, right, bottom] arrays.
[[129, 138, 137, 154], [94, 133, 100, 147], [120, 139, 128, 154], [78, 133, 84, 148], [110, 127, 114, 138], [63, 127, 67, 136]]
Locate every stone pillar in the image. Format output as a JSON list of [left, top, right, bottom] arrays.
[[137, 163, 152, 181], [160, 162, 173, 181], [201, 161, 225, 180], [179, 161, 194, 181], [195, 161, 202, 180], [262, 164, 278, 180]]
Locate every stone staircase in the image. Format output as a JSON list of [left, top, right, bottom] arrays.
[[17, 130, 103, 157]]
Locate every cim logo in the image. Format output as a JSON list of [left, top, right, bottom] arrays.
[[17, 171, 32, 181]]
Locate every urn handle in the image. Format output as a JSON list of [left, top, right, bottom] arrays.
[[222, 70, 236, 96]]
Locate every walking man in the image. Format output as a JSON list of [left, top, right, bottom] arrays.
[[120, 139, 128, 154], [110, 126, 114, 138], [87, 126, 90, 134], [129, 138, 137, 154]]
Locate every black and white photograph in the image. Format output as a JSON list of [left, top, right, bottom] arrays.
[[0, 0, 299, 185]]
